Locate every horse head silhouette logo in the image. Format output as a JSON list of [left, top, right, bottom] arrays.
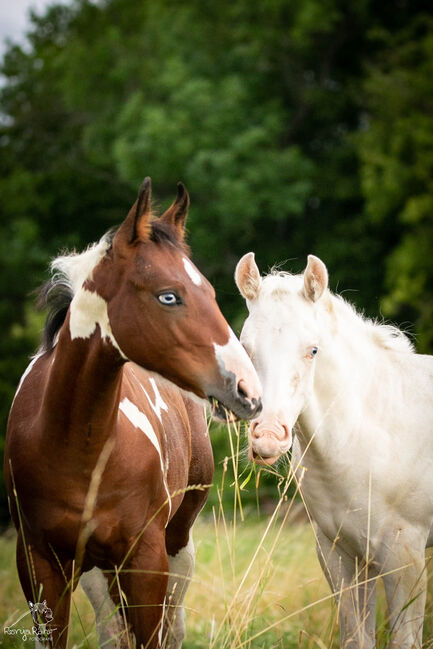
[[28, 600, 54, 641], [28, 600, 53, 624]]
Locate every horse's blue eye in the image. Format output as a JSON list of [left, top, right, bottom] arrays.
[[158, 292, 180, 306]]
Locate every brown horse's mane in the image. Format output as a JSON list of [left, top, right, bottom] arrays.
[[150, 219, 190, 255], [36, 221, 188, 354]]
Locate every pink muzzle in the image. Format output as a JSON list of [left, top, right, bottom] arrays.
[[249, 420, 292, 465]]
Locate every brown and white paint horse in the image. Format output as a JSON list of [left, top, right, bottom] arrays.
[[4, 178, 262, 649]]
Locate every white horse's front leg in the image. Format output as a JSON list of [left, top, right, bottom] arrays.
[[163, 531, 195, 649], [380, 535, 426, 649], [316, 528, 377, 649]]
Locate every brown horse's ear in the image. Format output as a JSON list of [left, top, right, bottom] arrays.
[[133, 177, 152, 241], [115, 177, 152, 247], [159, 182, 190, 240]]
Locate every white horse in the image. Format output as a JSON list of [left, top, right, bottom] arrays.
[[235, 252, 433, 648]]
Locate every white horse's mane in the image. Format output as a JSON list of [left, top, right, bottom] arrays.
[[330, 293, 414, 354], [265, 271, 415, 355], [50, 233, 113, 296]]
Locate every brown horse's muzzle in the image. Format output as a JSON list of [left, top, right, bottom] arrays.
[[208, 374, 262, 421], [207, 330, 262, 421]]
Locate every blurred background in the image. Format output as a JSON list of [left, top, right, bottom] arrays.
[[1, 0, 432, 527]]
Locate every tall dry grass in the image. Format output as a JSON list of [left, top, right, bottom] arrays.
[[2, 417, 433, 647], [0, 510, 335, 648]]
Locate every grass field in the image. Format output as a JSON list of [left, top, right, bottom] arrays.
[[2, 438, 433, 648], [2, 505, 433, 648], [0, 510, 335, 649]]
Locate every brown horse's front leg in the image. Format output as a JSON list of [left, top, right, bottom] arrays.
[[163, 486, 210, 649], [118, 530, 169, 649], [16, 532, 73, 648]]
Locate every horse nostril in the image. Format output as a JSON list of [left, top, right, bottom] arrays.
[[237, 379, 249, 400], [250, 421, 260, 438]]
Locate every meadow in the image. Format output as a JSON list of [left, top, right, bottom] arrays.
[[2, 453, 433, 649], [0, 513, 328, 649]]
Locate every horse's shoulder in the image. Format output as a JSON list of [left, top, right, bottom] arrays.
[[122, 362, 205, 416]]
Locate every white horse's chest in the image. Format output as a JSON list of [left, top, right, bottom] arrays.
[[292, 439, 369, 551], [292, 419, 433, 558]]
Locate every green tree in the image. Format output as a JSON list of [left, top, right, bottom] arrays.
[[357, 15, 433, 351], [1, 0, 432, 523]]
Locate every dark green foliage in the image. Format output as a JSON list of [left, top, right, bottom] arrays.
[[1, 0, 432, 524], [357, 15, 433, 351]]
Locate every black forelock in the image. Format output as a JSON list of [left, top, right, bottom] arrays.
[[149, 220, 190, 255]]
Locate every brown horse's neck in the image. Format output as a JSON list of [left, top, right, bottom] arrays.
[[42, 311, 125, 443]]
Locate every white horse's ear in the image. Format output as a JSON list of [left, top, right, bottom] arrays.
[[235, 252, 261, 301], [303, 255, 328, 302]]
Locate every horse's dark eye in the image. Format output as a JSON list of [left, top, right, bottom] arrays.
[[157, 292, 181, 306], [311, 346, 318, 357]]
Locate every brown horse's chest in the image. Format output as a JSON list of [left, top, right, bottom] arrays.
[[7, 358, 211, 576], [11, 402, 193, 560]]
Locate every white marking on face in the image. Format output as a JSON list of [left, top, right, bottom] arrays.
[[11, 353, 43, 408], [69, 288, 127, 359], [119, 397, 172, 522], [182, 257, 202, 286], [213, 327, 261, 399], [214, 328, 244, 372]]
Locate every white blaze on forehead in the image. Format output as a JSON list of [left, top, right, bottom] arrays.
[[69, 288, 127, 359], [119, 397, 172, 522], [182, 257, 202, 286]]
